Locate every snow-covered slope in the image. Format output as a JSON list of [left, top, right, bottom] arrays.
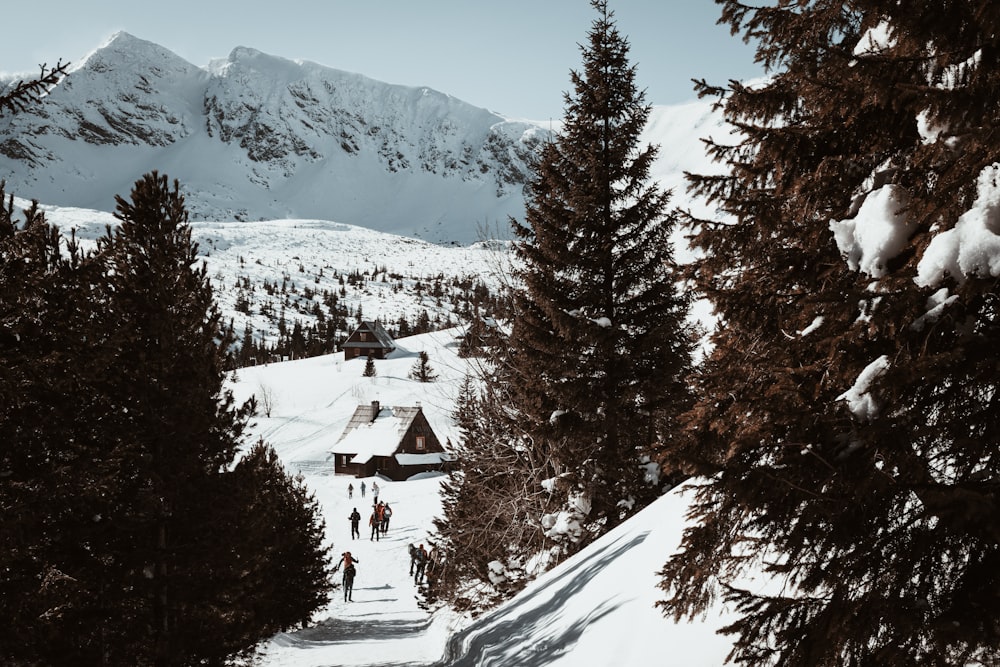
[[226, 330, 741, 667], [32, 202, 509, 352], [0, 32, 548, 243]]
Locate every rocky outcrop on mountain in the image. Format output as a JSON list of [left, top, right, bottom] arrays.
[[0, 32, 549, 243]]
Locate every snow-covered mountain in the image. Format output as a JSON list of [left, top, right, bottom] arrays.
[[0, 32, 730, 245], [0, 32, 551, 244], [4, 32, 732, 350]]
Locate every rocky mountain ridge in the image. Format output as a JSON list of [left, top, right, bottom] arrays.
[[0, 32, 549, 243]]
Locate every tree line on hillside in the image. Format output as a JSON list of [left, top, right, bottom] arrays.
[[225, 270, 506, 369], [428, 1, 1000, 665], [0, 167, 332, 664]]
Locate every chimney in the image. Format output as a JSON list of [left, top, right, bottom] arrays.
[[370, 400, 380, 422]]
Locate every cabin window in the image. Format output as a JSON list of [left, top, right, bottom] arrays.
[[416, 436, 426, 451], [360, 332, 368, 341], [353, 348, 362, 357]]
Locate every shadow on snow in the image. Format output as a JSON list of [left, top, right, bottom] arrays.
[[431, 531, 651, 667]]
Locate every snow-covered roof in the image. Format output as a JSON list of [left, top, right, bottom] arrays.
[[332, 405, 425, 464]]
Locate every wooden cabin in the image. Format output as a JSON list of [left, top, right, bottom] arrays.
[[332, 401, 453, 480], [341, 320, 396, 361]]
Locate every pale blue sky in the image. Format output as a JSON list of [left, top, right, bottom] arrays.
[[2, 0, 763, 120]]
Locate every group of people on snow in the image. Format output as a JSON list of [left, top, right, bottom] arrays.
[[347, 480, 379, 500], [408, 542, 437, 585], [337, 480, 438, 604], [348, 500, 393, 542], [368, 500, 392, 540]]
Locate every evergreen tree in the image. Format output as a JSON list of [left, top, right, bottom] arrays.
[[430, 362, 552, 612], [408, 350, 439, 382], [396, 313, 411, 338], [200, 441, 332, 662], [0, 60, 69, 115], [507, 0, 692, 542], [658, 3, 1000, 665], [431, 0, 694, 609], [414, 309, 432, 334], [0, 172, 332, 664], [363, 356, 377, 377], [103, 172, 333, 663], [458, 312, 504, 358], [100, 171, 250, 664], [0, 190, 128, 664]]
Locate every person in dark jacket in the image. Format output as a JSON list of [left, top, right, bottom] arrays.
[[349, 507, 361, 539], [413, 544, 428, 584], [381, 502, 392, 533], [408, 543, 418, 576]]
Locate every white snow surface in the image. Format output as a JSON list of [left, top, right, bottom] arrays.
[[916, 163, 1000, 287], [225, 330, 739, 667], [836, 354, 891, 422], [830, 184, 915, 279]]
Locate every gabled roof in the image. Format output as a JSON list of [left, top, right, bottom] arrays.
[[344, 320, 396, 350], [332, 405, 424, 463]]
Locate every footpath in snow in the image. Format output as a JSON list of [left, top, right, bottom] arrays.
[[258, 473, 459, 667]]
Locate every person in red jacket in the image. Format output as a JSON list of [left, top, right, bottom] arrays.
[[333, 551, 359, 602]]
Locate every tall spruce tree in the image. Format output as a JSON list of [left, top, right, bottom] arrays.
[[431, 361, 554, 611], [0, 173, 331, 664], [658, 2, 1000, 665], [98, 172, 331, 664], [200, 440, 332, 662], [507, 0, 692, 543], [100, 171, 249, 665], [0, 191, 128, 664], [431, 0, 694, 610]]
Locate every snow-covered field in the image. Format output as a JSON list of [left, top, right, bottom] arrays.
[[26, 200, 512, 351], [229, 328, 738, 666]]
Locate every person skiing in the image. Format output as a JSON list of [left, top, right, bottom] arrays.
[[349, 507, 361, 539], [360, 480, 366, 498], [413, 543, 428, 584], [348, 482, 354, 499], [372, 481, 380, 503], [333, 551, 360, 602]]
